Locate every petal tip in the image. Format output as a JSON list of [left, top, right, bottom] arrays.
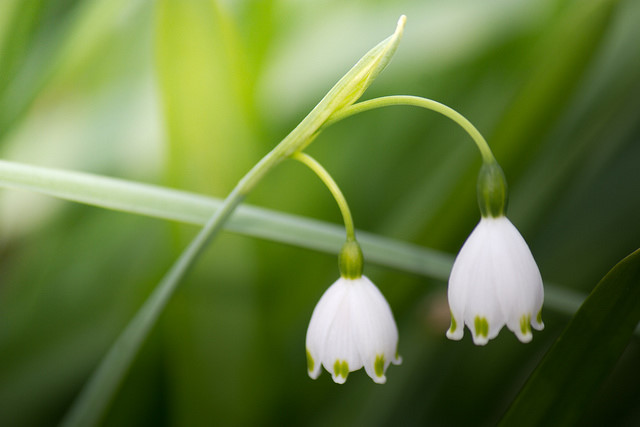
[[471, 334, 489, 346], [446, 328, 463, 341], [308, 369, 321, 380], [533, 311, 544, 331], [331, 360, 349, 384], [331, 375, 347, 384], [372, 374, 387, 384], [515, 332, 533, 343], [397, 15, 407, 30]]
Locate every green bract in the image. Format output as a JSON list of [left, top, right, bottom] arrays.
[[339, 240, 364, 279], [240, 16, 406, 193], [477, 161, 508, 218], [285, 15, 406, 156]]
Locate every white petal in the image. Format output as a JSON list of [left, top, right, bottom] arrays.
[[349, 276, 400, 383], [447, 216, 544, 345], [305, 275, 400, 383], [491, 217, 543, 342], [321, 288, 364, 384], [449, 219, 504, 345], [305, 278, 346, 379]]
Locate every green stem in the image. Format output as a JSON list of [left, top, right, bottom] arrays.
[[291, 152, 356, 242], [60, 19, 410, 423], [60, 145, 285, 427], [325, 95, 496, 164], [0, 157, 597, 319]]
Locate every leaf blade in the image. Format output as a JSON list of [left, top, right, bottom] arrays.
[[0, 158, 582, 313], [500, 248, 640, 426]]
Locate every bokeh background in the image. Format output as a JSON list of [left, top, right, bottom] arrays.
[[1, 0, 639, 425]]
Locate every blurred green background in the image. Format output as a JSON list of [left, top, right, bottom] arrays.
[[1, 0, 639, 425]]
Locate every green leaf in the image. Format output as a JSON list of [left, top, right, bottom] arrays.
[[0, 158, 448, 279], [0, 0, 147, 140], [0, 0, 46, 98], [58, 17, 408, 427], [0, 158, 583, 313], [500, 248, 640, 426], [156, 0, 255, 194], [276, 14, 406, 158]]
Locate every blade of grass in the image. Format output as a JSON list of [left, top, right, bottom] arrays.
[[500, 248, 640, 426], [0, 0, 147, 140], [0, 0, 46, 98], [0, 158, 585, 314]]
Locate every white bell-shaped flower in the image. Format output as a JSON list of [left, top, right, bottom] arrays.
[[446, 216, 544, 345], [306, 275, 401, 384]]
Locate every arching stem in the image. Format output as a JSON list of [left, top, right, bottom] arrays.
[[291, 151, 356, 242], [325, 95, 497, 164]]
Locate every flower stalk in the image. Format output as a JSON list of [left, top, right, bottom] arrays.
[[291, 152, 356, 242], [324, 93, 543, 345], [324, 95, 496, 164], [62, 16, 406, 427], [291, 151, 364, 279]]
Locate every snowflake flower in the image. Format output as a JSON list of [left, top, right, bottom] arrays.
[[446, 216, 544, 345], [306, 275, 401, 383]]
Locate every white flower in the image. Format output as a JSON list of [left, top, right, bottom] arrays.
[[306, 275, 401, 384], [446, 216, 544, 345]]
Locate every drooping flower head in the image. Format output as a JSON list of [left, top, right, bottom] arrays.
[[306, 241, 401, 383], [446, 216, 544, 345], [446, 162, 544, 345]]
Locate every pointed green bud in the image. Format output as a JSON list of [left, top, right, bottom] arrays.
[[282, 16, 406, 156], [477, 161, 508, 218], [339, 240, 364, 279], [328, 15, 406, 114]]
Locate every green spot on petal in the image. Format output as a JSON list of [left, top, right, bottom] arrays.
[[341, 361, 349, 379], [306, 349, 314, 372], [520, 314, 532, 335], [334, 360, 349, 380], [537, 309, 543, 324], [474, 316, 489, 337], [374, 354, 385, 377], [450, 311, 457, 333]]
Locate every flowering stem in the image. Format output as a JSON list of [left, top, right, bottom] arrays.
[[291, 151, 356, 242], [61, 17, 409, 426], [325, 95, 496, 164], [325, 95, 508, 216]]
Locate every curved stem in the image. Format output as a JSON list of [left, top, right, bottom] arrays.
[[325, 95, 496, 164], [61, 20, 409, 426], [61, 148, 280, 427], [291, 152, 356, 242]]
